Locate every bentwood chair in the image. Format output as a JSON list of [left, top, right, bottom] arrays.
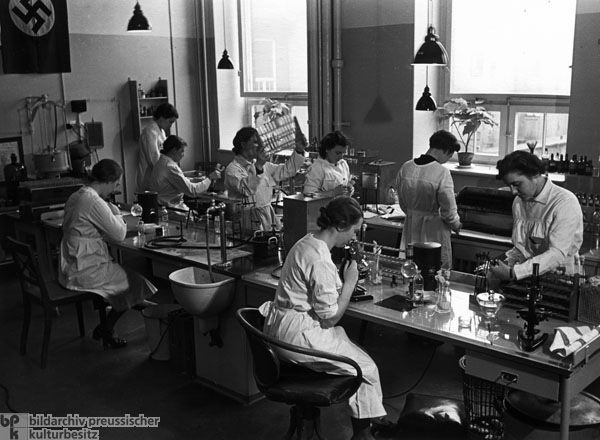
[[236, 307, 363, 440], [7, 236, 97, 368]]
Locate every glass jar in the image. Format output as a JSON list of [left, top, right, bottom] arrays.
[[436, 285, 452, 313]]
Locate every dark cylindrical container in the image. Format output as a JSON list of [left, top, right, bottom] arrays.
[[137, 191, 159, 224], [413, 242, 441, 291]]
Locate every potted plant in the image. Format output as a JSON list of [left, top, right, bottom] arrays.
[[437, 98, 497, 166], [253, 98, 291, 127]]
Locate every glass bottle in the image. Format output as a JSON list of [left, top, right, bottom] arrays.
[[412, 270, 424, 306], [159, 205, 169, 235], [547, 154, 557, 173], [130, 202, 143, 217], [401, 244, 419, 297], [435, 268, 452, 313]]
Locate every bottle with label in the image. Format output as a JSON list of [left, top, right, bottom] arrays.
[[159, 206, 169, 235], [412, 270, 424, 306]]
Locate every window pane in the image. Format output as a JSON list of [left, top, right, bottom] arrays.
[[475, 111, 501, 157], [240, 0, 307, 94], [447, 110, 501, 157], [515, 113, 544, 154], [514, 112, 568, 157], [450, 0, 575, 95], [545, 113, 568, 158]]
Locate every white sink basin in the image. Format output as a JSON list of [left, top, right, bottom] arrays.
[[169, 267, 236, 318]]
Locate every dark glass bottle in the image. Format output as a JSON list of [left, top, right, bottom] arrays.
[[547, 154, 557, 173], [3, 153, 27, 205], [558, 154, 565, 173], [585, 156, 593, 176], [568, 154, 577, 174], [577, 155, 586, 175]]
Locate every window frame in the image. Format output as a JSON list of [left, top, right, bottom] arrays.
[[439, 0, 572, 164]]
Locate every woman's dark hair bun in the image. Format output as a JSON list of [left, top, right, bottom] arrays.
[[316, 207, 332, 229]]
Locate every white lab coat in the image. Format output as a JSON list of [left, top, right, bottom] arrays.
[[147, 154, 212, 211], [59, 186, 156, 311], [136, 120, 165, 192], [396, 159, 461, 269], [302, 157, 350, 194], [259, 234, 386, 419], [507, 178, 583, 280], [224, 152, 305, 231]]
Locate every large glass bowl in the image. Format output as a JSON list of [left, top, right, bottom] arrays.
[[476, 291, 505, 319]]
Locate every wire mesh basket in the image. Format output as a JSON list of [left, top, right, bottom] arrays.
[[459, 356, 506, 440], [577, 282, 600, 325]]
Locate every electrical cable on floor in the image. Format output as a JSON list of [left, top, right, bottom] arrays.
[[382, 345, 438, 400], [0, 383, 18, 413]]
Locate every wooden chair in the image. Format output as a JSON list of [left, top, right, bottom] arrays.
[[6, 236, 98, 369], [41, 222, 109, 332], [236, 307, 363, 439]]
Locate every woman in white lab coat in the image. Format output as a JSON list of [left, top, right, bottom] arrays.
[[135, 103, 178, 192], [490, 150, 583, 281], [259, 196, 386, 439], [302, 131, 354, 196], [395, 130, 462, 268], [147, 135, 221, 212], [59, 159, 157, 349], [224, 126, 306, 231]]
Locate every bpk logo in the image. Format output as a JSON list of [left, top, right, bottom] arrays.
[[9, 0, 55, 37], [0, 413, 27, 439]]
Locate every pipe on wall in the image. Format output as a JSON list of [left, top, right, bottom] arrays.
[[332, 0, 343, 132]]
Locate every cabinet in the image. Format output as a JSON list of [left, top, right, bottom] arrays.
[[128, 78, 169, 141]]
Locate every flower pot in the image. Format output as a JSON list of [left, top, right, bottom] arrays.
[[457, 152, 474, 167]]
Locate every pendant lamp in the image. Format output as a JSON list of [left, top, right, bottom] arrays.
[[217, 1, 234, 69], [416, 67, 437, 111], [413, 0, 448, 65], [127, 1, 152, 32]]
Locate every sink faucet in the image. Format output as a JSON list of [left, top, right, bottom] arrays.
[[205, 193, 230, 268]]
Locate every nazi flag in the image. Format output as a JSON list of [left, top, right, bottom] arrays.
[[1, 0, 71, 73]]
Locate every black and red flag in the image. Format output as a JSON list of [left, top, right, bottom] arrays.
[[0, 0, 71, 73]]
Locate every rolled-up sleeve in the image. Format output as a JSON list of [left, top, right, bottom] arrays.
[[167, 166, 211, 198]]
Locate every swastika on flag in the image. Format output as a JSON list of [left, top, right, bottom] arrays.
[[9, 0, 55, 37]]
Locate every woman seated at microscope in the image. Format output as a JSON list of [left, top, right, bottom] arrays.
[[147, 135, 221, 212]]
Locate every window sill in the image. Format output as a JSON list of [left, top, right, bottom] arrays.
[[443, 162, 566, 183]]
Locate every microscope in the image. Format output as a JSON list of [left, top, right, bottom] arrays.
[[517, 263, 551, 352]]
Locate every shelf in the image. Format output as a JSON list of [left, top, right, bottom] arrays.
[[128, 78, 169, 141]]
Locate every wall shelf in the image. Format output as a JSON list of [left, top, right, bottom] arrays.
[[128, 78, 169, 141]]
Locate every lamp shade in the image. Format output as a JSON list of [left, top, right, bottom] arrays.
[[416, 86, 437, 111], [217, 50, 234, 70], [414, 27, 448, 65], [127, 2, 152, 32]]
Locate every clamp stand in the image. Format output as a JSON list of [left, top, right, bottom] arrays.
[[517, 285, 551, 352]]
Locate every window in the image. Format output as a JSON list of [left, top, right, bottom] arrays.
[[443, 0, 576, 164], [238, 0, 308, 98], [215, 0, 309, 151]]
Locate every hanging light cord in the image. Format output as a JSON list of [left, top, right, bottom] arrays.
[[222, 1, 228, 50]]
